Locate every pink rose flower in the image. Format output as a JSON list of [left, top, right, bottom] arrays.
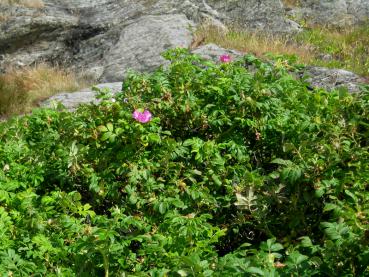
[[132, 109, 152, 123], [220, 54, 231, 63]]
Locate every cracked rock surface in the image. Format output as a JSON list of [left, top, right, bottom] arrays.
[[287, 0, 369, 28], [41, 82, 122, 111], [1, 0, 367, 88], [0, 0, 300, 81], [303, 66, 367, 93]]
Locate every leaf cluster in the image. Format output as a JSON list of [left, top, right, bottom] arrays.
[[0, 49, 368, 276]]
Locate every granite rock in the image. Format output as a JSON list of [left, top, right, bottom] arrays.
[[0, 0, 301, 81], [303, 66, 367, 93], [191, 43, 242, 62], [286, 0, 369, 27], [41, 82, 122, 111]]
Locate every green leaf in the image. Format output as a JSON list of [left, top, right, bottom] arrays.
[[101, 132, 111, 141], [344, 190, 358, 203], [148, 133, 161, 143], [106, 123, 114, 132], [281, 166, 302, 183], [158, 202, 166, 214], [89, 174, 100, 193], [98, 125, 108, 132], [315, 187, 325, 198], [246, 267, 264, 275], [211, 174, 222, 186], [192, 169, 202, 175], [270, 243, 284, 252], [299, 236, 313, 247], [271, 158, 292, 166], [287, 251, 308, 265], [177, 270, 188, 276]]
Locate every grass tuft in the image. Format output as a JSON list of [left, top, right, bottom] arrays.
[[282, 0, 301, 8], [295, 25, 369, 77], [0, 14, 9, 22], [0, 64, 89, 117], [0, 0, 44, 8], [192, 24, 315, 64]]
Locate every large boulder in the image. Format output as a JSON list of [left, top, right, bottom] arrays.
[[0, 0, 301, 82], [286, 0, 369, 27], [303, 66, 367, 93], [100, 14, 194, 82], [206, 0, 300, 34], [191, 43, 242, 62], [2, 0, 367, 83], [41, 82, 122, 111]]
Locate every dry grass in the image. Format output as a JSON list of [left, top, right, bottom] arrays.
[[0, 14, 9, 22], [295, 25, 369, 77], [0, 64, 90, 117], [282, 0, 301, 8], [0, 0, 44, 8], [192, 24, 315, 64], [193, 24, 369, 78]]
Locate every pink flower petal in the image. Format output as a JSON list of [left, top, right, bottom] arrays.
[[143, 110, 152, 120], [132, 110, 140, 120], [220, 54, 231, 63], [132, 109, 152, 123]]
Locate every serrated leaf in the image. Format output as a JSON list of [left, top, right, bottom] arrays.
[[271, 158, 292, 166], [235, 189, 257, 211], [344, 190, 358, 203], [287, 251, 308, 265], [101, 132, 111, 141], [323, 203, 339, 212], [269, 171, 280, 179], [177, 270, 188, 277], [106, 123, 114, 132], [212, 174, 222, 186], [315, 187, 325, 198], [246, 267, 264, 275], [158, 202, 166, 214], [97, 125, 108, 132], [270, 243, 284, 252], [148, 133, 161, 143], [183, 139, 195, 147], [192, 169, 202, 175], [299, 236, 313, 247], [281, 166, 301, 183]]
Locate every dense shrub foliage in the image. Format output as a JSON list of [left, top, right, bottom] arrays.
[[0, 49, 369, 276]]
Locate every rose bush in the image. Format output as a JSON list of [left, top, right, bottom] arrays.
[[0, 49, 368, 276]]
